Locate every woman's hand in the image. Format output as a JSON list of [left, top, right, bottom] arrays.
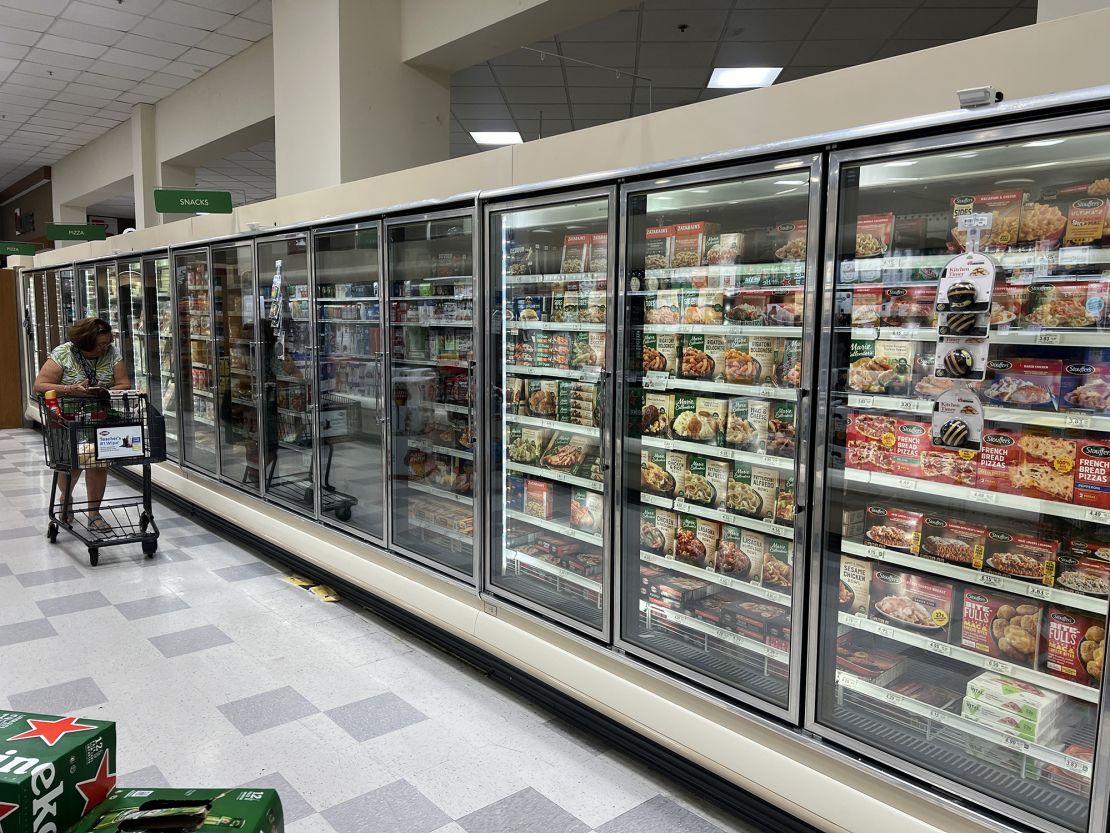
[[66, 380, 89, 396]]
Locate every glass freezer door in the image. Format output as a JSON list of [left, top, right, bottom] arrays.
[[175, 249, 216, 474], [117, 260, 145, 394], [32, 271, 48, 374], [213, 242, 260, 491], [617, 165, 819, 713], [813, 126, 1110, 833], [487, 191, 615, 634], [97, 262, 117, 334], [78, 265, 95, 320], [43, 270, 60, 350], [57, 268, 76, 341], [386, 212, 476, 579], [257, 233, 316, 515], [313, 223, 386, 538], [144, 255, 178, 459]]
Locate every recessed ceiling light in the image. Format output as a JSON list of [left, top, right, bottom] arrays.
[[1023, 138, 1065, 147], [884, 160, 918, 167], [774, 179, 806, 185], [708, 67, 782, 89], [470, 131, 522, 145]]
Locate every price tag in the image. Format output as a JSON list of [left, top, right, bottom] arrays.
[[1059, 246, 1091, 267], [864, 545, 887, 561], [673, 497, 688, 511], [1004, 736, 1030, 752], [958, 213, 994, 231], [1026, 585, 1052, 601], [971, 489, 998, 505], [896, 477, 918, 491], [1034, 332, 1062, 346], [887, 328, 917, 342], [928, 709, 948, 722], [978, 573, 1004, 588], [897, 398, 920, 412], [759, 386, 776, 398], [985, 658, 1013, 675], [874, 623, 896, 639], [854, 327, 878, 341], [661, 439, 676, 451], [1064, 757, 1092, 776], [848, 395, 875, 409], [927, 640, 952, 656], [581, 367, 602, 383], [883, 692, 900, 705], [642, 376, 666, 390], [1086, 508, 1110, 524], [1065, 413, 1092, 430]]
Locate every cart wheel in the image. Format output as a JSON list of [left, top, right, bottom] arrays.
[[336, 507, 352, 522], [88, 548, 99, 567], [47, 522, 58, 543], [142, 540, 157, 557]]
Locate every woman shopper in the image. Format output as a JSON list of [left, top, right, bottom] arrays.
[[32, 317, 131, 533]]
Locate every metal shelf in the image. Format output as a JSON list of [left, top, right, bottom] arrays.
[[640, 600, 789, 663], [505, 365, 602, 381], [843, 392, 1110, 434], [639, 492, 795, 539], [505, 414, 600, 438], [505, 508, 603, 547], [504, 272, 606, 285], [505, 461, 603, 492], [850, 325, 1110, 349], [640, 435, 794, 471], [406, 479, 473, 506], [639, 551, 791, 606], [407, 516, 472, 545], [642, 373, 798, 401], [505, 547, 602, 592], [506, 321, 606, 332], [640, 323, 802, 337]]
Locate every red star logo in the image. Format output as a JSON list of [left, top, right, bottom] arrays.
[[0, 802, 18, 833], [76, 750, 116, 816], [8, 716, 97, 747]]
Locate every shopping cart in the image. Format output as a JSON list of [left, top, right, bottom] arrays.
[[38, 392, 166, 566], [265, 392, 360, 521]]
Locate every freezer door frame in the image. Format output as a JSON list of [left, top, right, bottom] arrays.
[[141, 251, 178, 460], [249, 231, 319, 516], [173, 246, 219, 478], [383, 204, 481, 587], [309, 219, 389, 548], [610, 154, 822, 723], [480, 184, 618, 641], [805, 110, 1110, 833], [114, 257, 144, 394]]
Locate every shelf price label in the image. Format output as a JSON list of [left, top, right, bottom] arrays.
[[758, 386, 777, 399], [864, 545, 887, 561], [642, 374, 667, 390], [927, 640, 951, 656], [1064, 757, 1092, 776], [883, 691, 901, 705], [1026, 585, 1052, 601], [1034, 331, 1062, 346], [1004, 736, 1030, 752], [896, 398, 920, 412], [873, 623, 896, 639], [896, 477, 918, 491], [928, 709, 949, 723], [985, 658, 1013, 675], [1065, 414, 1092, 429], [847, 395, 875, 409], [1086, 508, 1110, 524], [886, 328, 919, 342], [977, 573, 1004, 589], [971, 489, 998, 505]]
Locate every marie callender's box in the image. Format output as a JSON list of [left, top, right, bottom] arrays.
[[72, 787, 284, 833], [0, 711, 116, 833]]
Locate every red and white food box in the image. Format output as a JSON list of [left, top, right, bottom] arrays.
[[863, 504, 922, 555], [672, 222, 719, 269], [1054, 552, 1110, 597], [920, 514, 986, 567], [1061, 361, 1110, 414], [949, 190, 1024, 252], [981, 529, 1059, 585], [524, 479, 556, 520], [644, 226, 676, 271], [920, 444, 979, 488], [1043, 606, 1106, 688], [1009, 430, 1076, 504], [890, 417, 929, 480], [560, 233, 590, 274], [959, 589, 1043, 668], [850, 285, 883, 328], [980, 358, 1062, 412], [1074, 437, 1110, 511], [846, 412, 896, 475], [881, 285, 936, 328], [990, 284, 1026, 329], [855, 213, 895, 258], [869, 568, 957, 641], [587, 232, 609, 273]]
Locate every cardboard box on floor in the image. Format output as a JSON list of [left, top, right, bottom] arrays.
[[71, 787, 284, 832], [0, 710, 116, 833]]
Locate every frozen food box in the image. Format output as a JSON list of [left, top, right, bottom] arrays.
[[727, 461, 778, 521], [670, 394, 726, 445], [713, 524, 752, 580], [863, 504, 923, 554], [920, 444, 978, 488], [965, 671, 1066, 723], [722, 334, 766, 385], [1074, 437, 1110, 510], [990, 284, 1026, 330], [672, 222, 720, 268], [776, 474, 796, 525], [650, 573, 714, 607], [639, 505, 677, 557], [835, 633, 908, 685], [920, 515, 986, 567], [1019, 198, 1069, 249], [869, 568, 956, 640], [645, 289, 680, 324], [959, 589, 1043, 668], [680, 332, 726, 381], [641, 448, 677, 497], [644, 225, 675, 271], [982, 529, 1059, 585], [587, 232, 609, 273], [847, 339, 914, 396], [722, 599, 791, 642], [949, 190, 1024, 252], [855, 213, 895, 259], [961, 697, 1064, 744], [1054, 553, 1110, 597], [692, 589, 747, 629], [839, 555, 872, 617], [515, 294, 546, 323], [766, 288, 804, 327], [524, 479, 555, 520], [881, 285, 935, 328], [639, 564, 668, 596], [570, 487, 603, 535], [680, 289, 724, 325], [725, 397, 768, 452], [640, 392, 675, 438], [1011, 430, 1075, 503], [1043, 606, 1105, 688], [762, 536, 794, 590], [1024, 281, 1108, 329], [733, 528, 767, 584], [850, 285, 883, 328], [981, 358, 1062, 411], [767, 402, 797, 459], [773, 220, 807, 262], [976, 428, 1024, 497], [704, 231, 740, 266], [560, 233, 590, 274], [890, 417, 929, 480], [724, 288, 768, 325], [665, 450, 689, 499], [778, 338, 803, 388], [684, 454, 726, 509], [846, 412, 895, 475], [1042, 180, 1110, 246], [1061, 361, 1110, 413], [674, 514, 719, 570]]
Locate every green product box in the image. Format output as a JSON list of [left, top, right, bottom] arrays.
[[72, 787, 283, 833], [0, 711, 116, 833]]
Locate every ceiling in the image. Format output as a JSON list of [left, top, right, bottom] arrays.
[[448, 0, 1037, 158], [0, 0, 272, 192]]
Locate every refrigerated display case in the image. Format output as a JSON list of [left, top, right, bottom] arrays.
[[22, 271, 41, 401], [99, 261, 118, 336], [144, 254, 178, 459], [486, 189, 615, 634], [811, 119, 1110, 833], [386, 210, 477, 580], [257, 232, 316, 514], [43, 269, 60, 350], [56, 267, 77, 342], [117, 259, 146, 394], [79, 264, 97, 320], [31, 270, 48, 374], [615, 162, 820, 714], [176, 248, 216, 474], [313, 222, 385, 535]]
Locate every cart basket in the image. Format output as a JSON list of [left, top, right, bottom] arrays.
[[39, 392, 167, 470]]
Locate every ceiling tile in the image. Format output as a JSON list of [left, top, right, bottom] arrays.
[[84, 115, 124, 127], [126, 81, 177, 97], [988, 8, 1035, 32], [490, 65, 564, 86], [62, 0, 141, 31], [241, 0, 271, 23], [634, 66, 712, 87], [570, 103, 633, 120], [64, 82, 121, 101], [47, 19, 124, 48], [98, 98, 134, 112], [143, 71, 191, 90], [20, 64, 80, 82], [777, 65, 841, 82], [560, 11, 639, 41], [81, 0, 162, 12], [810, 7, 914, 40], [451, 86, 506, 104], [792, 39, 878, 66], [75, 72, 138, 92], [0, 42, 28, 60], [0, 26, 41, 46], [36, 34, 110, 59], [42, 100, 101, 116], [101, 48, 170, 71], [178, 47, 228, 68], [197, 32, 251, 55], [640, 10, 728, 41], [88, 60, 155, 82], [452, 103, 513, 120], [160, 60, 208, 79], [632, 87, 703, 105], [0, 0, 67, 14], [115, 33, 189, 59], [565, 65, 633, 86], [451, 65, 495, 86], [8, 72, 66, 91], [715, 40, 800, 65], [218, 17, 270, 40], [29, 115, 82, 129], [116, 90, 159, 104], [24, 48, 96, 71], [567, 86, 632, 104], [637, 42, 715, 68], [131, 17, 208, 46], [726, 9, 821, 40], [0, 84, 52, 101], [151, 1, 234, 31], [559, 42, 637, 67], [499, 86, 568, 104], [186, 0, 255, 12], [0, 6, 53, 32], [895, 8, 1010, 38], [457, 117, 517, 131]]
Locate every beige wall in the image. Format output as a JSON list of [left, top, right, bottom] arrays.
[[0, 181, 52, 245]]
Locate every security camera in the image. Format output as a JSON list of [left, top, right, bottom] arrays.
[[957, 86, 1004, 109]]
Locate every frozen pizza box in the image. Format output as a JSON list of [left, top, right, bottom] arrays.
[[1024, 282, 1108, 329], [890, 417, 929, 480], [1061, 361, 1110, 413], [1011, 430, 1075, 504], [920, 515, 986, 568], [1043, 606, 1105, 688], [855, 213, 895, 259], [845, 412, 895, 475], [980, 358, 1062, 411], [959, 589, 1042, 668], [949, 190, 1024, 253], [691, 589, 747, 628], [869, 568, 956, 640], [1074, 437, 1110, 510], [850, 285, 883, 328], [919, 444, 978, 488], [863, 504, 923, 555], [965, 671, 1067, 723], [976, 427, 1024, 498], [639, 564, 668, 596], [982, 529, 1059, 585], [839, 555, 872, 617]]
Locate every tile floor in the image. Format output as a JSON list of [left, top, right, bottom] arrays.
[[0, 428, 762, 833]]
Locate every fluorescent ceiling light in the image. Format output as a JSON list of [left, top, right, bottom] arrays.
[[1024, 138, 1065, 147], [471, 131, 522, 145], [775, 179, 807, 185], [708, 67, 782, 88]]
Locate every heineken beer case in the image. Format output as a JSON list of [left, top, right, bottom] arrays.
[[72, 787, 284, 832], [0, 711, 116, 833]]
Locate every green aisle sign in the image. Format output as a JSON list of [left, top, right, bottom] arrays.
[[0, 241, 35, 255], [47, 223, 106, 241], [154, 189, 233, 213]]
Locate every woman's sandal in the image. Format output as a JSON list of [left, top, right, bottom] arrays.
[[87, 515, 112, 535]]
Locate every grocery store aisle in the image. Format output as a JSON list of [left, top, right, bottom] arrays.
[[0, 428, 759, 833]]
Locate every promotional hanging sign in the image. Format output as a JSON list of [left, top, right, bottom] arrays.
[[153, 189, 233, 214], [0, 241, 35, 256], [46, 224, 106, 241]]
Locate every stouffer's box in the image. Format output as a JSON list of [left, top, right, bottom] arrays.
[[1074, 438, 1110, 510], [1043, 606, 1105, 688], [869, 567, 956, 640]]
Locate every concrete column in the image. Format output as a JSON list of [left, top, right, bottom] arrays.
[[272, 0, 450, 196], [159, 162, 196, 225], [1038, 0, 1110, 19], [132, 103, 199, 229]]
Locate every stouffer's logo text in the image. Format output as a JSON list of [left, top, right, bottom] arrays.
[[984, 433, 1013, 445]]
